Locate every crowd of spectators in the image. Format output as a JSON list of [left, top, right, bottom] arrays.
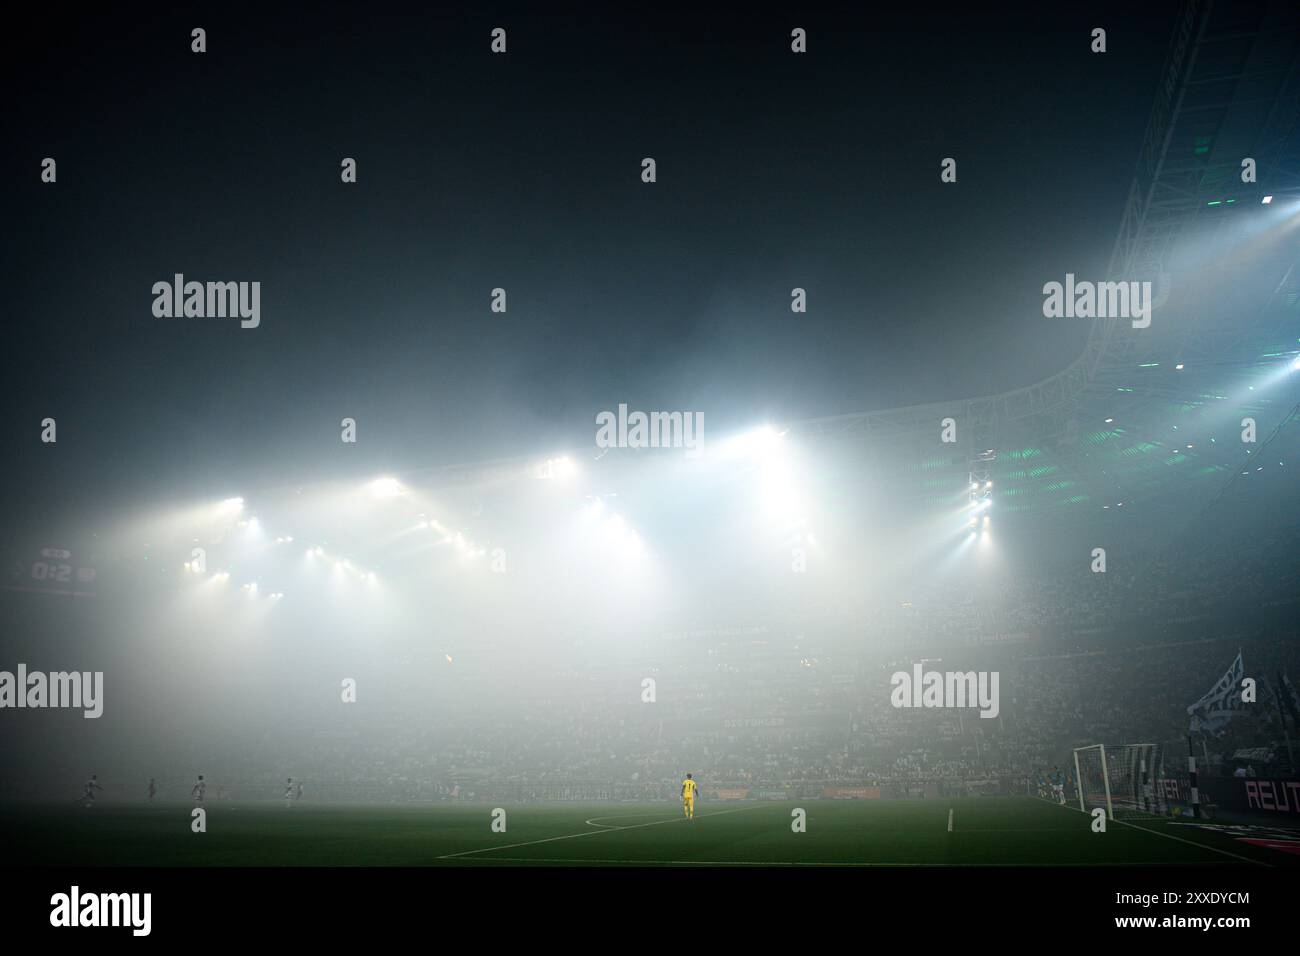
[[180, 633, 1298, 804], [73, 535, 1299, 804]]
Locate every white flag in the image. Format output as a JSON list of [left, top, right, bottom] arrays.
[[1187, 652, 1246, 733]]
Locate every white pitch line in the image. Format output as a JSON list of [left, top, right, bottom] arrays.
[[437, 804, 768, 860], [1043, 796, 1271, 867], [1110, 818, 1272, 866], [582, 810, 688, 828], [584, 812, 663, 829]]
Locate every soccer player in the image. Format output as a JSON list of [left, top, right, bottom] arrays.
[[82, 774, 103, 805], [1049, 766, 1065, 805], [192, 774, 207, 804], [147, 778, 157, 802], [284, 777, 294, 807], [295, 780, 304, 802], [681, 773, 698, 820]]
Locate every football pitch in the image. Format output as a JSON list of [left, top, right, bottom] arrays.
[[4, 797, 1294, 867]]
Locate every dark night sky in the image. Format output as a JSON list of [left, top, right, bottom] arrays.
[[3, 3, 1180, 517]]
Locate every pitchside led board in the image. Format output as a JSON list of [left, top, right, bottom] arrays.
[[1, 543, 97, 599]]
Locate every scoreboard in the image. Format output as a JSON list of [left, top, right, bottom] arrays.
[[2, 544, 98, 598]]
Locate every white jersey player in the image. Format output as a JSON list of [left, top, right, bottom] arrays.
[[284, 777, 294, 805], [192, 774, 207, 803]]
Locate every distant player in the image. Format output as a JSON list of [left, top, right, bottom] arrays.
[[191, 774, 207, 804], [284, 777, 294, 806], [1049, 766, 1065, 805], [295, 780, 304, 802], [681, 773, 698, 820], [147, 778, 157, 802], [82, 774, 103, 805]]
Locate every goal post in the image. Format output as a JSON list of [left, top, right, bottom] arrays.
[[1073, 743, 1165, 820], [1073, 747, 1086, 814]]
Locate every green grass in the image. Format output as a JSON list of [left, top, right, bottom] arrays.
[[4, 797, 1291, 866]]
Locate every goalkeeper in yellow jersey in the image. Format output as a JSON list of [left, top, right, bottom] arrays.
[[681, 773, 698, 820]]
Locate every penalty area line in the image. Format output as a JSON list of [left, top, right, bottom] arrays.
[[437, 803, 768, 860]]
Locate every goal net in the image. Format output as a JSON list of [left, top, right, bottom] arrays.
[[1072, 743, 1171, 819]]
